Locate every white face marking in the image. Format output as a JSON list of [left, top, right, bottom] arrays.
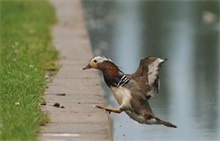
[[89, 56, 110, 68]]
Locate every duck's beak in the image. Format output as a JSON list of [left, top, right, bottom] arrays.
[[82, 64, 92, 70]]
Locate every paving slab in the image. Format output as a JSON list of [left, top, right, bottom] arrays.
[[41, 134, 110, 141], [39, 0, 112, 140], [42, 123, 110, 134], [44, 94, 104, 104]]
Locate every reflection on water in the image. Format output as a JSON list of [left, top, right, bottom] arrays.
[[82, 1, 220, 141]]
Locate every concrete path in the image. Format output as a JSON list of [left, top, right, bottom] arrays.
[[39, 0, 112, 141]]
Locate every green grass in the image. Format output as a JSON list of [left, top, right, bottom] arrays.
[[0, 0, 58, 140]]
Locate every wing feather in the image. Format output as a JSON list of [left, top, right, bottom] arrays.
[[130, 56, 166, 99]]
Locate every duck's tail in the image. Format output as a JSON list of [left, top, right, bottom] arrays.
[[155, 117, 177, 128]]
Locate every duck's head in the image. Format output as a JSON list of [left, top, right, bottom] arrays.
[[82, 56, 112, 70], [82, 56, 123, 77]]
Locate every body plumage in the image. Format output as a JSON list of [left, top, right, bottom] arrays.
[[83, 56, 177, 128]]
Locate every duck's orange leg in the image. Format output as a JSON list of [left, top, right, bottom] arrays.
[[96, 104, 122, 113]]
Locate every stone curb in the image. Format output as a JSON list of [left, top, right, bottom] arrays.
[[39, 0, 112, 140]]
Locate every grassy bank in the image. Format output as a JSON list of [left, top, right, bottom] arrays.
[[0, 0, 58, 140]]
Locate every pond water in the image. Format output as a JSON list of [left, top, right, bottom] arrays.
[[82, 1, 220, 141]]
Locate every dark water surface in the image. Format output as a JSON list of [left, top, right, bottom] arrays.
[[82, 1, 220, 141]]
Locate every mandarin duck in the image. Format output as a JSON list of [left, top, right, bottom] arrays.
[[83, 56, 177, 128]]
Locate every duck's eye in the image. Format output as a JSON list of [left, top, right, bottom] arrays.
[[93, 60, 97, 63]]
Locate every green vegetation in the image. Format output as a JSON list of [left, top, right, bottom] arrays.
[[0, 0, 58, 140]]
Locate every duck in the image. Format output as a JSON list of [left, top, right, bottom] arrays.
[[82, 56, 177, 128]]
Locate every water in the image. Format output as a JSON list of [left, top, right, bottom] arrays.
[[82, 1, 220, 141]]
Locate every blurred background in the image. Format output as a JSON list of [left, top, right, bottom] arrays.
[[82, 1, 220, 141]]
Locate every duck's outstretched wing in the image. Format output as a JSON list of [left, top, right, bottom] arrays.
[[130, 56, 167, 99]]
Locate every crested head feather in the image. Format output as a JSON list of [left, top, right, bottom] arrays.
[[89, 56, 110, 69], [89, 56, 125, 87], [89, 56, 124, 75], [91, 56, 112, 63]]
